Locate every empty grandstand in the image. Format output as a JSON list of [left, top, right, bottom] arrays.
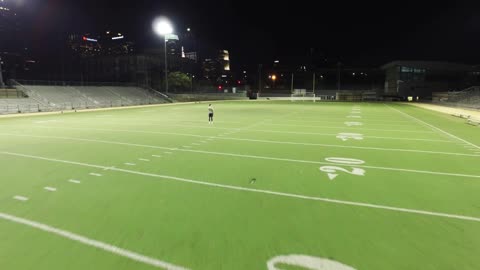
[[0, 81, 172, 114], [432, 86, 480, 110]]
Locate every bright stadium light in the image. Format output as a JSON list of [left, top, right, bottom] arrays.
[[153, 17, 174, 93], [153, 17, 173, 36]]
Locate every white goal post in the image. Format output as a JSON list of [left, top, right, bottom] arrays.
[[291, 90, 317, 102]]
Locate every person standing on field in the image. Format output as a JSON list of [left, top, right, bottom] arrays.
[[208, 104, 214, 124]]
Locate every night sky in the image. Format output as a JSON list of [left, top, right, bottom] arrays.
[[18, 0, 480, 69]]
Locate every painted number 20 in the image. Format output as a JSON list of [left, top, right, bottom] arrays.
[[320, 157, 366, 180]]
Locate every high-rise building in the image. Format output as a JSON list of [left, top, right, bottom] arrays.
[[202, 50, 233, 87], [67, 31, 135, 58], [0, 0, 31, 85], [0, 0, 20, 53]]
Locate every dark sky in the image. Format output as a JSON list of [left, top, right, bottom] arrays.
[[19, 0, 480, 69]]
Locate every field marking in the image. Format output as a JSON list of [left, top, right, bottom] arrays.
[[13, 196, 29, 201], [1, 133, 475, 158], [138, 158, 150, 162], [267, 255, 356, 270], [89, 173, 102, 177], [0, 212, 189, 270], [130, 122, 436, 134], [68, 179, 81, 184], [24, 124, 449, 144], [261, 123, 433, 133], [191, 143, 201, 146], [282, 117, 411, 124], [152, 155, 163, 158], [50, 120, 433, 134], [125, 163, 136, 166], [1, 152, 480, 223], [387, 105, 480, 150], [1, 135, 479, 179], [34, 120, 60, 124], [44, 187, 57, 192]]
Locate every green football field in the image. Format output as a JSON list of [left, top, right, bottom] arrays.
[[0, 101, 479, 270]]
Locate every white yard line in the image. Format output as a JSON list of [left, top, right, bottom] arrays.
[[386, 105, 480, 150], [68, 179, 81, 184], [0, 153, 479, 223], [1, 136, 479, 178], [0, 212, 189, 270], [29, 125, 453, 143], [0, 133, 474, 157], [89, 173, 102, 177], [13, 196, 29, 201], [138, 159, 150, 162], [152, 155, 163, 158], [125, 163, 136, 166], [261, 123, 434, 133], [284, 117, 411, 123], [46, 120, 433, 134], [44, 187, 57, 192]]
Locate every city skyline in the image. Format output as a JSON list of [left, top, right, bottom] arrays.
[[7, 0, 480, 70]]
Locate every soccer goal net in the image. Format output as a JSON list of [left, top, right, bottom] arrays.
[[291, 90, 317, 102]]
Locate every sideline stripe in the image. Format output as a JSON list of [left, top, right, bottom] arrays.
[[0, 136, 478, 179], [1, 152, 480, 223], [1, 133, 476, 158], [387, 105, 480, 150], [0, 212, 189, 270]]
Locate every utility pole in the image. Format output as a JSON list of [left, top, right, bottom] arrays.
[[258, 64, 262, 97], [291, 73, 294, 93], [164, 37, 169, 93], [336, 62, 342, 91], [312, 72, 316, 94], [0, 56, 4, 88]]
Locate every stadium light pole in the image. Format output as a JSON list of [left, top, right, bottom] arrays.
[[0, 56, 4, 88], [153, 17, 174, 93]]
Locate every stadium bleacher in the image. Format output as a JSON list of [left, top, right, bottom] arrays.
[[0, 82, 171, 115]]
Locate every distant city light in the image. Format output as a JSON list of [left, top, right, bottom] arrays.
[[82, 36, 98, 42], [274, 60, 280, 63], [112, 36, 124, 40], [106, 31, 110, 34], [153, 17, 174, 36], [271, 75, 277, 81], [187, 28, 191, 32]]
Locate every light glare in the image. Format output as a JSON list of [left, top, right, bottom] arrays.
[[153, 17, 174, 36]]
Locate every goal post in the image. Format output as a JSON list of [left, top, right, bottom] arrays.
[[291, 89, 317, 102]]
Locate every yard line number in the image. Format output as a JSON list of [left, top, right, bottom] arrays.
[[320, 157, 366, 180], [267, 254, 356, 270], [336, 133, 364, 141]]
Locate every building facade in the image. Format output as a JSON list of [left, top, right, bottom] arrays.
[[381, 61, 480, 99]]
